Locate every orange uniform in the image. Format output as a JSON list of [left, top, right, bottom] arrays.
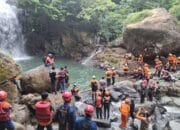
[[123, 64, 129, 74], [119, 101, 130, 128], [106, 70, 112, 79]]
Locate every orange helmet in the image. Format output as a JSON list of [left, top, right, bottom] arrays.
[[62, 91, 72, 102], [105, 91, 110, 96], [96, 91, 102, 96], [85, 104, 94, 116], [0, 91, 7, 100]]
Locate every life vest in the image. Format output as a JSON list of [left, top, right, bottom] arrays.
[[35, 101, 53, 126], [138, 57, 143, 64], [123, 66, 129, 72], [112, 70, 116, 77], [45, 56, 54, 65], [106, 71, 112, 79], [58, 70, 66, 80], [104, 96, 110, 104], [0, 101, 10, 121], [96, 96, 102, 108], [119, 103, 130, 115], [168, 56, 174, 64], [91, 80, 98, 91]]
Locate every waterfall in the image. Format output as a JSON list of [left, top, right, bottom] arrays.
[[0, 0, 28, 60], [82, 47, 103, 65]]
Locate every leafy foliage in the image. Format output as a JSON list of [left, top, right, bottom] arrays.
[[124, 10, 153, 25]]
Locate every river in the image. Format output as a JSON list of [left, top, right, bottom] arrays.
[[17, 57, 104, 90]]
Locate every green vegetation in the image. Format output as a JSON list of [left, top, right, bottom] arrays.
[[17, 0, 180, 42], [124, 10, 153, 25]]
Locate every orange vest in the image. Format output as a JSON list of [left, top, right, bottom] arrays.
[[96, 96, 102, 108], [112, 70, 116, 77], [168, 56, 174, 64], [119, 103, 130, 115], [106, 71, 112, 79]]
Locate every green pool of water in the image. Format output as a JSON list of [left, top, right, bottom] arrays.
[[17, 57, 104, 90]]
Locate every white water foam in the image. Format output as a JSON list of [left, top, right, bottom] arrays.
[[0, 0, 28, 59]]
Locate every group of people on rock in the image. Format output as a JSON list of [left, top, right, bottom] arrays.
[[0, 90, 97, 130]]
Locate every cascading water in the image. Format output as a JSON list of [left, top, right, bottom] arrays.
[[0, 0, 28, 60]]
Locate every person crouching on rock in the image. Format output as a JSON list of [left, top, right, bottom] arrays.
[[74, 104, 97, 130], [119, 98, 130, 129], [136, 107, 150, 130], [35, 92, 54, 130], [0, 91, 15, 130]]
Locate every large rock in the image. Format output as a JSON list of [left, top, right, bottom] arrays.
[[123, 8, 180, 57], [20, 66, 51, 94], [0, 51, 21, 83], [0, 81, 19, 103], [114, 80, 134, 92]]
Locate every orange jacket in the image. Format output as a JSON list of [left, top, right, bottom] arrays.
[[119, 103, 130, 115]]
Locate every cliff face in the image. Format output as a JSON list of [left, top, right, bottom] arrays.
[[123, 8, 180, 58]]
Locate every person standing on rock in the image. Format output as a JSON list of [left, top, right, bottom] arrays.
[[54, 91, 76, 130], [64, 66, 70, 88], [45, 54, 55, 68], [74, 104, 97, 130], [90, 76, 99, 101], [49, 67, 57, 94], [57, 67, 66, 93], [130, 99, 135, 121], [35, 92, 54, 130], [119, 98, 130, 129], [103, 91, 111, 119], [105, 68, 112, 86], [111, 67, 116, 85], [95, 93, 103, 119], [137, 54, 144, 65], [0, 91, 15, 130], [99, 77, 107, 97]]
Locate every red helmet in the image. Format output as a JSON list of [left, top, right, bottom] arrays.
[[84, 104, 94, 116], [62, 91, 72, 102], [0, 91, 7, 100]]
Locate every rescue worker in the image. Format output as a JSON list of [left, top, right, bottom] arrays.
[[35, 92, 53, 130], [103, 91, 111, 119], [137, 67, 143, 79], [130, 99, 135, 121], [154, 56, 163, 77], [95, 94, 102, 119], [143, 63, 151, 82], [123, 64, 129, 76], [99, 77, 107, 96], [136, 108, 150, 130], [111, 67, 116, 85], [49, 67, 57, 94], [105, 68, 112, 86], [119, 98, 130, 129], [124, 53, 129, 65], [171, 55, 177, 72], [71, 85, 81, 101], [57, 67, 66, 93], [64, 66, 69, 88], [90, 76, 99, 101], [160, 69, 172, 81], [137, 54, 143, 65], [0, 91, 15, 130], [74, 104, 97, 130], [45, 54, 54, 67], [54, 91, 76, 130]]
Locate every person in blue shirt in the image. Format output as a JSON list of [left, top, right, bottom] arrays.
[[74, 104, 97, 130], [53, 91, 76, 130]]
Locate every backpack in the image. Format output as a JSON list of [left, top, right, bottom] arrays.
[[0, 102, 10, 121], [81, 119, 91, 130], [58, 104, 70, 126], [35, 101, 53, 126]]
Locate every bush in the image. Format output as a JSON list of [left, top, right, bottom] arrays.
[[124, 10, 153, 25], [169, 4, 180, 21]]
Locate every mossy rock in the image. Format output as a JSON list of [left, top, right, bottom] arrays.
[[0, 51, 22, 83]]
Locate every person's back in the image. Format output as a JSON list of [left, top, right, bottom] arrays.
[[0, 91, 15, 130], [74, 105, 97, 130], [54, 92, 76, 130]]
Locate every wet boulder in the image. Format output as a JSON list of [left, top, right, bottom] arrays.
[[109, 89, 122, 102], [114, 80, 134, 92], [20, 66, 51, 94], [93, 118, 111, 128], [123, 8, 180, 57], [169, 120, 180, 130]]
